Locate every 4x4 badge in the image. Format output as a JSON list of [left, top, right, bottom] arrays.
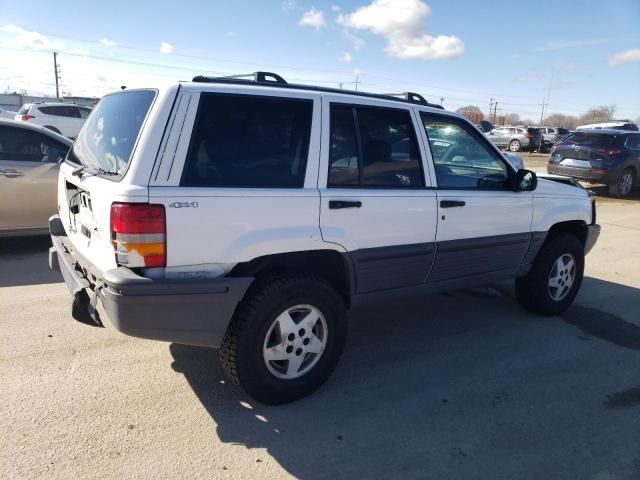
[[169, 201, 198, 208]]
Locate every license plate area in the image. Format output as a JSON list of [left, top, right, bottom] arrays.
[[560, 158, 591, 168]]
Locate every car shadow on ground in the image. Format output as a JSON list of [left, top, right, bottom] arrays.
[[170, 279, 640, 480], [0, 236, 62, 287]]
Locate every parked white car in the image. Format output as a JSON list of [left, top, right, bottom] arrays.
[[48, 72, 600, 404], [15, 102, 92, 139]]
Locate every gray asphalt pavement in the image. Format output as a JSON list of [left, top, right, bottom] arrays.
[[1, 194, 639, 479]]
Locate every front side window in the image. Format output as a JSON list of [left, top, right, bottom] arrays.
[[181, 94, 313, 188], [328, 104, 424, 188], [0, 126, 69, 163], [421, 113, 509, 189]]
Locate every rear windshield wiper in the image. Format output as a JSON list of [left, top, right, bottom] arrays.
[[71, 165, 119, 178]]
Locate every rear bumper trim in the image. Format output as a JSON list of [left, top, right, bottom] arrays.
[[48, 215, 254, 348]]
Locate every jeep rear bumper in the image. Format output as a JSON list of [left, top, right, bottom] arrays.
[[48, 215, 252, 348]]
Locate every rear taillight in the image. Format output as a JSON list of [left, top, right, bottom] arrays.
[[18, 114, 35, 121], [110, 203, 166, 268], [593, 147, 622, 156]]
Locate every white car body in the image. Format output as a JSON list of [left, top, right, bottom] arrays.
[[15, 102, 92, 139], [47, 76, 600, 403]]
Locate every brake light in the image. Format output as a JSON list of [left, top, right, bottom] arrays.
[[593, 147, 622, 156], [110, 203, 166, 268], [19, 114, 35, 121]]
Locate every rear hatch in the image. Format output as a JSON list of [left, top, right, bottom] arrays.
[[550, 132, 622, 169], [58, 89, 156, 273]]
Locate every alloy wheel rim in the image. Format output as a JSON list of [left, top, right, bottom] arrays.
[[548, 253, 576, 301], [620, 172, 633, 196], [510, 141, 520, 152], [262, 304, 328, 380]]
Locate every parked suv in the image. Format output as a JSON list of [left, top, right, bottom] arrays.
[[486, 126, 532, 152], [15, 102, 92, 139], [548, 130, 640, 197], [48, 73, 600, 404], [539, 126, 571, 144]]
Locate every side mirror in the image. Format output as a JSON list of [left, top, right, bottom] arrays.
[[511, 169, 537, 191]]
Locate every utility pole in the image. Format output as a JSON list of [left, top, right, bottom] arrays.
[[440, 97, 444, 106], [540, 65, 554, 126], [539, 97, 546, 126], [493, 101, 498, 124], [354, 71, 359, 91], [489, 98, 495, 122], [53, 52, 60, 99]]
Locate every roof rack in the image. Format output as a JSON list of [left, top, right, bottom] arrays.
[[191, 71, 444, 109]]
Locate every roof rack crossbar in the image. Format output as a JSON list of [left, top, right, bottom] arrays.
[[192, 71, 287, 85], [190, 72, 444, 109], [382, 92, 430, 105]]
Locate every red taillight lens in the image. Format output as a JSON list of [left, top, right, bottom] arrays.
[[19, 114, 35, 121], [110, 203, 166, 268]]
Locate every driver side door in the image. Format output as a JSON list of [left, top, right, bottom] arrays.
[[0, 125, 68, 232], [419, 113, 533, 282]]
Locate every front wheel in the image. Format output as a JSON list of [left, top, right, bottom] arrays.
[[220, 274, 347, 404], [509, 140, 521, 152], [515, 234, 585, 316], [608, 168, 634, 198]]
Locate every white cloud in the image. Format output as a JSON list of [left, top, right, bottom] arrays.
[[339, 51, 352, 63], [538, 38, 606, 51], [343, 29, 365, 50], [331, 5, 341, 12], [160, 41, 174, 54], [100, 37, 116, 47], [608, 48, 640, 67], [337, 0, 464, 60], [299, 8, 326, 30], [0, 24, 62, 51], [282, 0, 296, 11]]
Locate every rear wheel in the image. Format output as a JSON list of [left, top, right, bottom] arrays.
[[608, 168, 634, 198], [220, 274, 347, 404], [509, 139, 521, 152], [515, 233, 584, 316]]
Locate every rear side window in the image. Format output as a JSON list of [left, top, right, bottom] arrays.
[[328, 104, 424, 188], [18, 105, 30, 115], [181, 94, 312, 188], [68, 90, 155, 178], [558, 128, 570, 134], [625, 135, 640, 149]]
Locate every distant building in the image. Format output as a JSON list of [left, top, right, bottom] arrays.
[[0, 93, 99, 112]]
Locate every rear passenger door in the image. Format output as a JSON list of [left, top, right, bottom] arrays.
[[319, 97, 438, 293], [418, 112, 533, 282]]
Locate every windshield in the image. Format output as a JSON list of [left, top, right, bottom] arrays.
[[563, 132, 616, 147], [67, 89, 155, 179]]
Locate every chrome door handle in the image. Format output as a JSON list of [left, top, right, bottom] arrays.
[[1, 169, 24, 178]]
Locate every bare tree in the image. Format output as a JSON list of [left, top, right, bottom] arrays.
[[579, 105, 617, 124], [455, 105, 484, 124], [503, 113, 521, 125], [544, 113, 579, 129]]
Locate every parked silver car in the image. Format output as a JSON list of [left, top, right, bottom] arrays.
[[486, 126, 530, 152], [0, 118, 72, 236]]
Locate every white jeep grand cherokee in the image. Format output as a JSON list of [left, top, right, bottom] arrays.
[[49, 72, 600, 404]]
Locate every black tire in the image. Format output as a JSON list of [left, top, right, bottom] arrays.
[[509, 140, 521, 152], [608, 168, 635, 198], [220, 274, 347, 405], [43, 125, 61, 134], [515, 233, 584, 316]]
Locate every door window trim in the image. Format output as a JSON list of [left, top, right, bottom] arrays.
[[327, 102, 427, 190], [420, 111, 515, 191]]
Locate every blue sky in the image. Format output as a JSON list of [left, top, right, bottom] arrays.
[[0, 0, 639, 120]]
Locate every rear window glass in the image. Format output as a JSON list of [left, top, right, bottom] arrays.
[[68, 90, 155, 179], [181, 93, 312, 188], [564, 132, 616, 147]]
